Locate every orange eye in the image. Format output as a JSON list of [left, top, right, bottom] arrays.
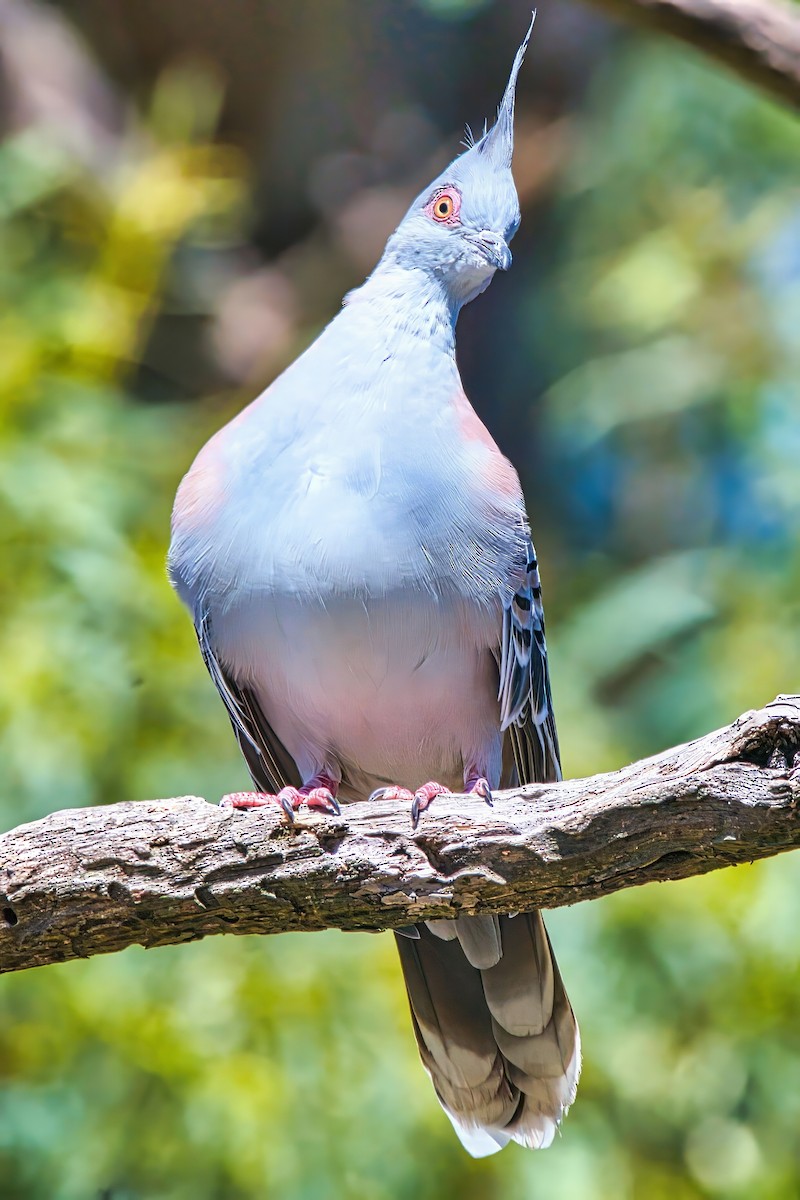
[[434, 194, 454, 220], [426, 188, 461, 224]]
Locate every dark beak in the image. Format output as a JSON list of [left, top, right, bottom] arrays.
[[472, 231, 513, 272]]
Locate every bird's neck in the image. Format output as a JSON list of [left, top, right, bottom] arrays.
[[343, 261, 458, 358]]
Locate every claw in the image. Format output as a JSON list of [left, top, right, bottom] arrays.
[[469, 777, 494, 807], [277, 790, 297, 823]]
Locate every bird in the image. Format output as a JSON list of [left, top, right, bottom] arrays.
[[168, 15, 580, 1156]]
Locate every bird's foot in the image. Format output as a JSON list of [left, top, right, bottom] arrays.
[[221, 775, 340, 823], [369, 781, 452, 829], [370, 776, 493, 829], [409, 781, 453, 828], [465, 775, 494, 807], [368, 785, 416, 806]]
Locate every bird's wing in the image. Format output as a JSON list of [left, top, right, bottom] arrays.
[[196, 608, 300, 794], [496, 537, 562, 786]]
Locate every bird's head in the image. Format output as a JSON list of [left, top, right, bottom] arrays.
[[381, 15, 534, 308]]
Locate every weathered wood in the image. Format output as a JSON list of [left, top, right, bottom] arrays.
[[583, 0, 800, 110], [1, 696, 798, 975]]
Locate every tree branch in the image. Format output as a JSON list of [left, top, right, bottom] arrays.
[[1, 696, 798, 975], [581, 0, 800, 110]]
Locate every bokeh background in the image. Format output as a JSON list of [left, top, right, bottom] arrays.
[[1, 0, 799, 1196]]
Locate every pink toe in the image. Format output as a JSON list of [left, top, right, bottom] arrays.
[[414, 781, 451, 808], [410, 782, 451, 828], [468, 777, 493, 803], [220, 791, 276, 810], [304, 787, 341, 815], [375, 786, 415, 803], [276, 786, 304, 810]]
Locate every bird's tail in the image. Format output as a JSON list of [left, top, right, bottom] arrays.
[[395, 911, 580, 1156]]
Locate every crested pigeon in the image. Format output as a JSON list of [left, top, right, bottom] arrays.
[[169, 16, 580, 1155]]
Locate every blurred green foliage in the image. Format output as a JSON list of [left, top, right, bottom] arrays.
[[1, 12, 800, 1200]]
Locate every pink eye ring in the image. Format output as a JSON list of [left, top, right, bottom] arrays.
[[425, 187, 461, 225]]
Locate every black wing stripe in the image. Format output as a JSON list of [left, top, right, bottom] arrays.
[[498, 538, 562, 786], [196, 609, 299, 794]]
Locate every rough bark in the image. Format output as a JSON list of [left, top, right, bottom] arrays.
[[582, 0, 800, 110], [1, 696, 798, 975]]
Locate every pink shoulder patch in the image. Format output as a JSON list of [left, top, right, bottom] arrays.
[[173, 432, 227, 532], [172, 388, 272, 534], [452, 386, 522, 500]]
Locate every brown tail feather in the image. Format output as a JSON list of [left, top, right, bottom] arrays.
[[395, 912, 580, 1156]]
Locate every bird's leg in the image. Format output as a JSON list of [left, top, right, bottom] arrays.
[[370, 769, 493, 829], [221, 771, 341, 822]]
